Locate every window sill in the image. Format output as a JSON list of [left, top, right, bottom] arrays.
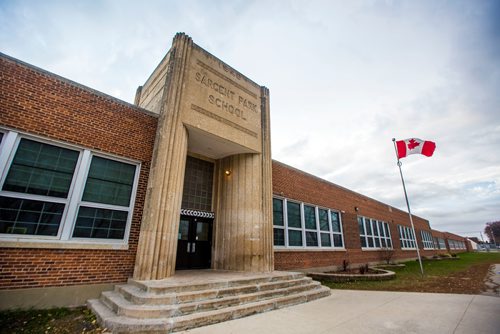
[[274, 247, 346, 252], [361, 248, 394, 251], [0, 239, 129, 250]]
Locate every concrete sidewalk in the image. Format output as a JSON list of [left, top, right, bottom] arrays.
[[180, 289, 500, 334]]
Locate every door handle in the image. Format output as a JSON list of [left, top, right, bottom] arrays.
[[192, 243, 196, 253], [187, 242, 191, 253]]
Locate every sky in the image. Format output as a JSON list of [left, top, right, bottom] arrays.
[[1, 0, 499, 241]]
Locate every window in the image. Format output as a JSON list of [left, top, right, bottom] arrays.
[[420, 230, 434, 249], [0, 131, 140, 244], [398, 225, 416, 249], [272, 197, 344, 249], [358, 216, 392, 249], [272, 198, 285, 246], [438, 237, 446, 249], [287, 201, 302, 246]]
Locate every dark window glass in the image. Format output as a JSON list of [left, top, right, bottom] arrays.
[[304, 205, 316, 229], [288, 229, 302, 246], [3, 139, 79, 198], [273, 228, 285, 246], [374, 222, 380, 236], [367, 236, 374, 248], [287, 202, 301, 228], [181, 156, 214, 211], [384, 222, 390, 237], [0, 196, 64, 236], [333, 234, 343, 247], [360, 236, 367, 248], [82, 156, 135, 206], [196, 222, 210, 241], [331, 212, 341, 232], [381, 238, 387, 248], [72, 207, 127, 239], [374, 237, 380, 248], [358, 217, 364, 234], [318, 209, 329, 231], [306, 231, 318, 246], [178, 219, 189, 240], [320, 233, 331, 247], [273, 198, 284, 226], [366, 219, 372, 234]]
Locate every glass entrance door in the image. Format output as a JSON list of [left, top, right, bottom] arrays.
[[176, 215, 212, 269]]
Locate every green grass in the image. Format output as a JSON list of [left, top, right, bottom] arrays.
[[321, 252, 500, 291]]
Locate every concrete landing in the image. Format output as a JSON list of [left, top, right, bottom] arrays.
[[180, 289, 500, 334]]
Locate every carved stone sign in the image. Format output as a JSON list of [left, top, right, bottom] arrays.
[[181, 45, 262, 152]]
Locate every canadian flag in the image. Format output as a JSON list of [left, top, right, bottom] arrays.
[[396, 138, 436, 159]]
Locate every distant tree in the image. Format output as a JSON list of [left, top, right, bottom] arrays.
[[484, 221, 500, 244]]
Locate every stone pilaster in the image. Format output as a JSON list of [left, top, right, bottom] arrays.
[[260, 87, 274, 271], [212, 87, 273, 273], [133, 33, 192, 280]]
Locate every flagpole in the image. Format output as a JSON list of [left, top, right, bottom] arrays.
[[392, 138, 425, 277]]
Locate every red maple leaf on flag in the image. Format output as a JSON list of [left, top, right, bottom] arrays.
[[407, 139, 420, 150]]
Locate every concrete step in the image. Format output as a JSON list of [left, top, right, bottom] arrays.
[[117, 276, 314, 305], [89, 286, 331, 333], [127, 271, 306, 295], [103, 280, 322, 319]]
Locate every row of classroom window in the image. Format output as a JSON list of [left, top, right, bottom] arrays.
[[0, 129, 469, 251], [272, 197, 465, 251]]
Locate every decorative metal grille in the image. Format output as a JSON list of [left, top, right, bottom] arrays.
[[180, 208, 215, 218]]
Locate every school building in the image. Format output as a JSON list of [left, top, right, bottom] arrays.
[[0, 33, 470, 331]]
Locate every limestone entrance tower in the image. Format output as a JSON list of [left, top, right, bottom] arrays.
[[133, 33, 273, 280]]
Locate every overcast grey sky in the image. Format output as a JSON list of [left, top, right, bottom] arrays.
[[1, 0, 499, 240]]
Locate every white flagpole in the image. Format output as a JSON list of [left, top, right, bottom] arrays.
[[392, 138, 424, 277]]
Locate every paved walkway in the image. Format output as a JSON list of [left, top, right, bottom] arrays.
[[181, 289, 500, 334], [482, 264, 500, 297]]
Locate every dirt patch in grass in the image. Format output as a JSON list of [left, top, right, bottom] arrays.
[[413, 263, 491, 294], [0, 307, 106, 334]]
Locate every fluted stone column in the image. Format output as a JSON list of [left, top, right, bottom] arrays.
[[212, 87, 273, 273], [133, 33, 192, 280]]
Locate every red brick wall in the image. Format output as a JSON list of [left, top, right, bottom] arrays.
[[0, 55, 158, 289], [272, 161, 438, 270]]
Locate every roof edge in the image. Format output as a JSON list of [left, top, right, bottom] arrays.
[[0, 52, 158, 118]]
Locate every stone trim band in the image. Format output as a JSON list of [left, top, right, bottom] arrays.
[[180, 209, 215, 218], [191, 104, 258, 138]]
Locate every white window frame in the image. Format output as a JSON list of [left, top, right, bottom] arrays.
[[358, 216, 393, 250], [286, 199, 303, 247], [0, 129, 141, 247], [272, 196, 344, 249], [420, 230, 434, 250], [272, 197, 286, 247], [398, 225, 416, 250]]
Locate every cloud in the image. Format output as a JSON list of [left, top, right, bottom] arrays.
[[0, 0, 499, 240]]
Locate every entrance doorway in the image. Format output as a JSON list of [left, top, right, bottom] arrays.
[[176, 215, 213, 269]]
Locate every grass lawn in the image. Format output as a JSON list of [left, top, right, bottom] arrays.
[[321, 252, 500, 294]]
